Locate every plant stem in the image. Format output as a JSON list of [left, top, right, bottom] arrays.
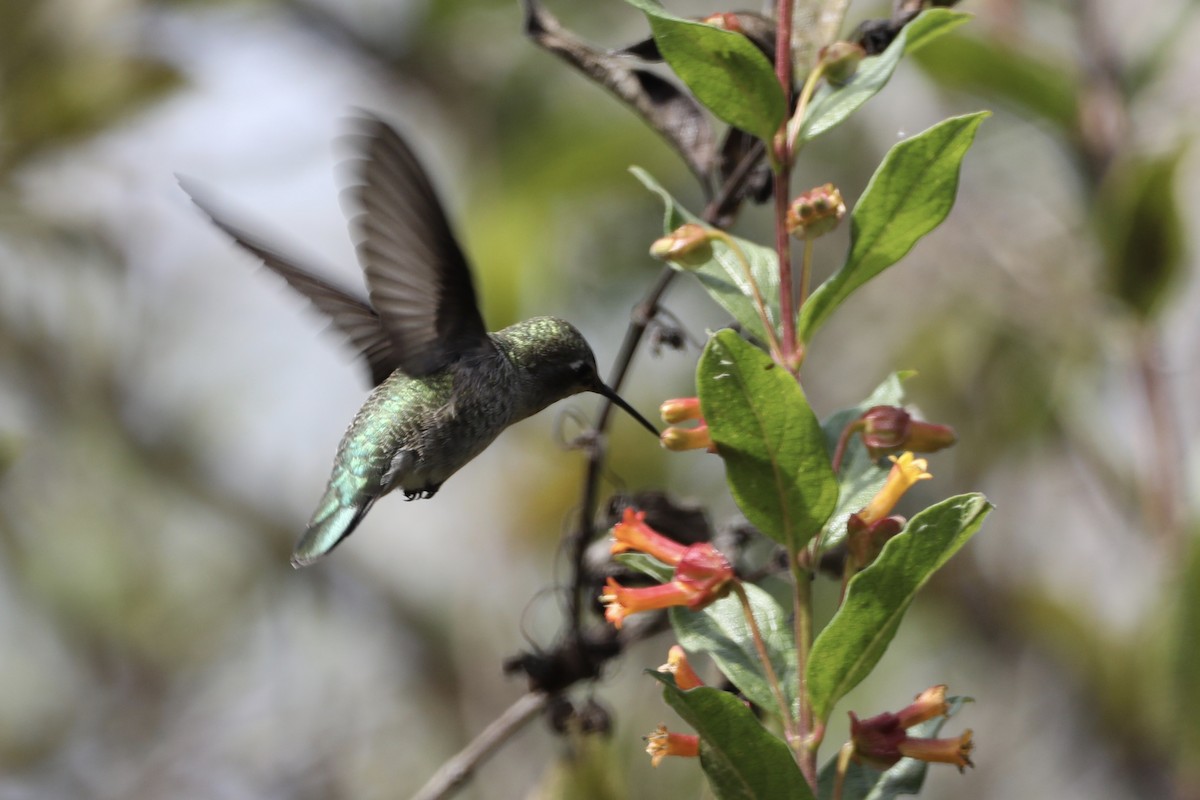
[[707, 229, 785, 364], [731, 581, 798, 748], [789, 544, 818, 786], [774, 0, 796, 371]]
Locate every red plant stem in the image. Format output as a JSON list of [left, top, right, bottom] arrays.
[[775, 0, 796, 370]]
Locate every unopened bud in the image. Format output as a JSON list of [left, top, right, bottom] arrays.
[[660, 397, 702, 424], [650, 223, 713, 268], [701, 12, 742, 32], [819, 41, 866, 86], [861, 405, 912, 455], [786, 184, 846, 240]]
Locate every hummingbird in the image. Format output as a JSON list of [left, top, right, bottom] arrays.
[[181, 114, 658, 568]]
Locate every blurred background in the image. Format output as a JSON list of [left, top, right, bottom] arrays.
[[1, 0, 1197, 798]]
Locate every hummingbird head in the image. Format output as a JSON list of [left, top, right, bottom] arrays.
[[496, 317, 659, 436]]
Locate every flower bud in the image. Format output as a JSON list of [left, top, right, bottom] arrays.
[[660, 424, 715, 453], [786, 184, 846, 240], [660, 397, 703, 424], [650, 223, 713, 268], [701, 12, 742, 32], [819, 41, 866, 86]]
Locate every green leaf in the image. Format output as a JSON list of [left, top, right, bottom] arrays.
[[632, 167, 780, 343], [799, 112, 988, 343], [698, 330, 838, 551], [912, 31, 1079, 132], [798, 9, 970, 143], [1095, 148, 1188, 320], [807, 494, 991, 723], [623, 0, 785, 143], [818, 373, 912, 551], [816, 697, 971, 800], [615, 552, 673, 583], [655, 677, 813, 800], [670, 582, 796, 716]]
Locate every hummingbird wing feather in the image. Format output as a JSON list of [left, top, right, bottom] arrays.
[[180, 179, 400, 386], [347, 116, 495, 377]]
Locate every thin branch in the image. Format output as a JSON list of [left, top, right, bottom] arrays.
[[410, 692, 549, 800]]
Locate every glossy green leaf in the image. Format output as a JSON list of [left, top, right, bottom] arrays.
[[818, 372, 912, 551], [655, 677, 813, 800], [1095, 148, 1188, 320], [912, 32, 1079, 132], [816, 697, 971, 799], [698, 330, 838, 551], [623, 0, 785, 144], [799, 112, 988, 343], [633, 167, 780, 343], [798, 9, 970, 143], [808, 494, 991, 723], [670, 581, 796, 716]]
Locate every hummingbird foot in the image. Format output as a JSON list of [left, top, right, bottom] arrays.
[[402, 484, 442, 501]]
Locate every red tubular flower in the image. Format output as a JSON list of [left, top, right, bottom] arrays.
[[645, 724, 700, 766], [601, 509, 735, 628], [659, 645, 704, 690], [673, 543, 734, 607], [601, 578, 704, 629], [848, 686, 974, 772], [611, 508, 688, 565]]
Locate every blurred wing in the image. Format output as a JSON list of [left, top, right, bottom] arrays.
[[180, 178, 399, 386], [346, 115, 495, 377]]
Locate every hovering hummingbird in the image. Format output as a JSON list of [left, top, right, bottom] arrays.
[[182, 114, 658, 567]]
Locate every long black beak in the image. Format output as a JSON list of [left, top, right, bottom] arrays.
[[593, 381, 660, 437]]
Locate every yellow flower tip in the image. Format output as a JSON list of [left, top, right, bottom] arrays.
[[659, 645, 704, 690], [889, 452, 932, 484], [645, 724, 700, 767], [857, 451, 931, 526]]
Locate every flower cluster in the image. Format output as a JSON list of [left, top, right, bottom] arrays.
[[659, 397, 716, 453], [600, 508, 734, 629], [849, 685, 974, 772]]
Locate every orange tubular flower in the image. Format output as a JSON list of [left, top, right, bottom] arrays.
[[857, 452, 932, 527], [602, 578, 704, 629], [611, 508, 688, 565], [645, 724, 700, 767], [849, 686, 974, 772], [601, 509, 735, 629], [659, 645, 704, 690]]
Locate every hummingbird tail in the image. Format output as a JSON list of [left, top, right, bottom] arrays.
[[291, 498, 373, 568]]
